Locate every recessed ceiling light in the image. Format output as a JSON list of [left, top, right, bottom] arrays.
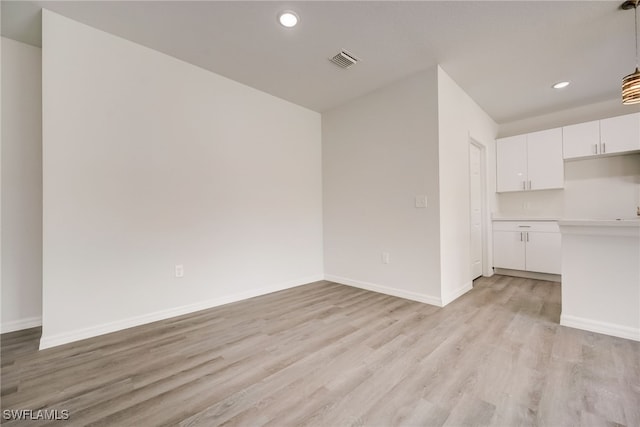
[[278, 11, 299, 28], [552, 81, 570, 89]]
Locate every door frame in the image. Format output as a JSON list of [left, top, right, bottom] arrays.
[[469, 138, 489, 278]]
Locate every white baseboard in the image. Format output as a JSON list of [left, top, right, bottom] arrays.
[[560, 314, 640, 342], [441, 281, 473, 306], [39, 274, 324, 350], [1, 316, 42, 334], [324, 274, 442, 307]]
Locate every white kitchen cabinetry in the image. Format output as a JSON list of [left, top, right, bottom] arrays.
[[527, 128, 564, 191], [496, 128, 563, 192], [496, 135, 527, 192], [493, 221, 561, 275], [562, 120, 600, 158], [600, 113, 640, 155], [492, 229, 525, 270], [563, 113, 640, 159], [525, 231, 562, 274]]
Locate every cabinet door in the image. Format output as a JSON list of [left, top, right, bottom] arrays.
[[496, 135, 527, 192], [493, 231, 526, 270], [562, 120, 600, 159], [600, 113, 640, 155], [525, 232, 561, 274], [527, 128, 564, 190]]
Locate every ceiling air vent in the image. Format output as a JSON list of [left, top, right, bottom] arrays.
[[330, 50, 359, 69]]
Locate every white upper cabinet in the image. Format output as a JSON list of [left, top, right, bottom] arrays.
[[562, 120, 600, 159], [600, 113, 640, 155], [562, 113, 640, 160], [527, 128, 564, 191], [496, 135, 527, 192], [496, 129, 563, 193]]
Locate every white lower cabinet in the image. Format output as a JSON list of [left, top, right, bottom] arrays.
[[493, 231, 525, 271], [525, 231, 562, 274], [493, 221, 561, 275]]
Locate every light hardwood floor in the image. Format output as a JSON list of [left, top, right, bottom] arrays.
[[1, 275, 639, 426]]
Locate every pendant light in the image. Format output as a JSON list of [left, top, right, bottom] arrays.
[[622, 0, 640, 104]]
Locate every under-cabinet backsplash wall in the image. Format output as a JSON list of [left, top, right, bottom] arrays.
[[563, 153, 640, 219], [496, 189, 564, 218], [495, 154, 640, 219]]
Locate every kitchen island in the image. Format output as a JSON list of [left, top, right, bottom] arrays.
[[559, 219, 640, 341]]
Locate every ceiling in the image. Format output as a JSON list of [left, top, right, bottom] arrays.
[[1, 1, 637, 123]]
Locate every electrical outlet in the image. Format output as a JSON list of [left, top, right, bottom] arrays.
[[415, 195, 427, 208], [382, 252, 390, 264], [175, 264, 184, 278]]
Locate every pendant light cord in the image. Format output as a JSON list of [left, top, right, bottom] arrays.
[[635, 1, 639, 67]]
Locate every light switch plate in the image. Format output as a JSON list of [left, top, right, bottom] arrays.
[[175, 264, 184, 278], [415, 195, 427, 208]]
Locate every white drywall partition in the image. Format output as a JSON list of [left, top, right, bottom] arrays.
[[41, 10, 323, 348], [437, 67, 498, 304], [1, 37, 43, 332], [322, 68, 443, 304]]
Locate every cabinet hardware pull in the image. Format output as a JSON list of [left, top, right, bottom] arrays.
[[528, 180, 532, 190], [526, 232, 529, 242], [602, 142, 606, 153], [518, 225, 531, 228], [594, 143, 598, 154], [522, 181, 526, 190], [520, 232, 523, 241]]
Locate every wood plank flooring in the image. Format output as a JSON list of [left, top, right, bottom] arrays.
[[1, 275, 639, 426]]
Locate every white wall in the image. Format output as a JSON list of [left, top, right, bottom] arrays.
[[1, 24, 2, 334], [495, 190, 565, 218], [1, 37, 43, 333], [498, 98, 640, 138], [322, 68, 442, 304], [564, 154, 640, 219], [41, 10, 323, 348], [436, 67, 498, 303]]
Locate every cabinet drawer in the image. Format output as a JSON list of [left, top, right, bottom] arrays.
[[492, 221, 559, 233]]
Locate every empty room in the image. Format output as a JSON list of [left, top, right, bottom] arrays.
[[1, 1, 639, 426]]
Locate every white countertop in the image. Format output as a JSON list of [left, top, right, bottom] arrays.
[[558, 218, 640, 227], [558, 218, 640, 237], [492, 215, 560, 221]]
